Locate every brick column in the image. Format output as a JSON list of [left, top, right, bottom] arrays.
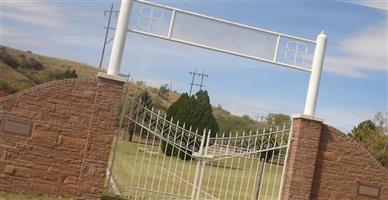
[[280, 114, 324, 200], [76, 73, 126, 200]]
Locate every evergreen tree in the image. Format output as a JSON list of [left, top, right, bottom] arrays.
[[127, 91, 154, 142], [161, 90, 219, 160]]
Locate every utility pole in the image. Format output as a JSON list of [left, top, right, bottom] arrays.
[[99, 3, 119, 70], [255, 113, 264, 123], [189, 69, 209, 95], [199, 70, 208, 90], [189, 69, 197, 95]]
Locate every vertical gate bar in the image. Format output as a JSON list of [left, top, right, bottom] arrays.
[[265, 126, 279, 198], [191, 130, 206, 199], [181, 126, 192, 197], [211, 132, 225, 198], [258, 127, 273, 199], [157, 116, 174, 196], [133, 103, 147, 199], [271, 124, 287, 199], [174, 123, 186, 196], [165, 120, 180, 195], [245, 130, 259, 200], [142, 110, 161, 197], [128, 100, 143, 194], [224, 131, 238, 199], [136, 106, 155, 199], [231, 131, 246, 199], [278, 122, 293, 200], [195, 130, 211, 199], [217, 131, 232, 199], [238, 131, 252, 199], [150, 113, 167, 190], [204, 134, 217, 195], [251, 128, 266, 200], [184, 128, 197, 197]]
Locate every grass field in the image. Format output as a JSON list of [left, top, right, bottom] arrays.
[[108, 139, 284, 200]]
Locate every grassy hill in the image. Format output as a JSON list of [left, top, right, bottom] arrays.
[[0, 45, 265, 133], [0, 45, 99, 95]]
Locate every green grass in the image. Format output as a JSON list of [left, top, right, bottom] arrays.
[[108, 140, 283, 200]]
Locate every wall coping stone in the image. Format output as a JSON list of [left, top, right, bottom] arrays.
[[97, 72, 128, 83], [292, 113, 325, 122]]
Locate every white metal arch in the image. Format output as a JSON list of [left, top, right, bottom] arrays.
[[107, 0, 327, 116]]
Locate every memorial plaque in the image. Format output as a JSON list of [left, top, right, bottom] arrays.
[[0, 117, 33, 137], [357, 182, 381, 199]]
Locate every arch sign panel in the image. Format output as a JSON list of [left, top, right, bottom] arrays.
[[107, 0, 327, 116]]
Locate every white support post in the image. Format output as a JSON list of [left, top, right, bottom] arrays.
[[107, 0, 133, 76], [304, 31, 327, 116]]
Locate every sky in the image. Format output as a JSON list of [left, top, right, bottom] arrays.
[[1, 0, 387, 133]]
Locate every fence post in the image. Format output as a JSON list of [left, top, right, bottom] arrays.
[[107, 0, 133, 76], [304, 31, 327, 116]]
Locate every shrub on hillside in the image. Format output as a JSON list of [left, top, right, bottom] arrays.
[[53, 69, 78, 80], [20, 58, 44, 70], [158, 84, 169, 98], [0, 48, 19, 68]]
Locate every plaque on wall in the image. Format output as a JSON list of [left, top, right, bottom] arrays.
[[357, 182, 381, 199], [0, 117, 33, 137]]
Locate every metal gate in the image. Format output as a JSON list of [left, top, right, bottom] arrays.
[[107, 95, 291, 200]]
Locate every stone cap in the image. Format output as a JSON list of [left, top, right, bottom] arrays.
[[97, 72, 128, 83], [292, 113, 325, 123]]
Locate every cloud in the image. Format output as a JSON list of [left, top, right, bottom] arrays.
[[324, 22, 388, 77], [348, 0, 388, 11], [3, 1, 67, 29], [2, 26, 47, 48]]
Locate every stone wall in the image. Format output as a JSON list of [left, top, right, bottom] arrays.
[[281, 115, 388, 200], [0, 75, 125, 199], [311, 125, 388, 199]]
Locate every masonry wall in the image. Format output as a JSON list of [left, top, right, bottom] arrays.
[[281, 116, 388, 200], [0, 77, 124, 199], [311, 125, 388, 200]]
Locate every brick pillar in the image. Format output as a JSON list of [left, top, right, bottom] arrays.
[[280, 114, 324, 200], [76, 73, 126, 200]]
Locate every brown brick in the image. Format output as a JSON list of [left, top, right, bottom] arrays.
[[63, 176, 78, 184], [57, 135, 86, 150], [0, 77, 124, 199]]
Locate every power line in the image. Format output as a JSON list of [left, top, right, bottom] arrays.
[[99, 3, 119, 70], [189, 69, 208, 95]]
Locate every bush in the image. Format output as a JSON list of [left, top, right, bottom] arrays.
[[53, 69, 78, 80], [159, 84, 169, 98], [0, 49, 19, 68], [20, 58, 44, 70]]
